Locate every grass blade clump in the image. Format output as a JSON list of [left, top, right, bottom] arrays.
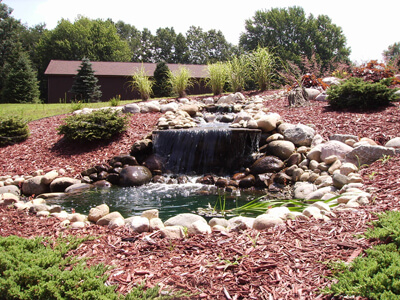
[[207, 62, 228, 95], [167, 66, 193, 98], [130, 66, 153, 101]]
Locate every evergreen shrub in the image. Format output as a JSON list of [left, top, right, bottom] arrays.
[[57, 109, 128, 142], [0, 116, 29, 146], [153, 62, 172, 97], [327, 77, 398, 109]]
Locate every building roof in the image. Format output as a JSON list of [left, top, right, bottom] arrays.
[[45, 60, 209, 78]]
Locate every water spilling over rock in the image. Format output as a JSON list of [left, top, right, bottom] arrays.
[[152, 127, 261, 174]]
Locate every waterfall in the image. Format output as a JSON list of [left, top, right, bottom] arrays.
[[152, 128, 261, 174]]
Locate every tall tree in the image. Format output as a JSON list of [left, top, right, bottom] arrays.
[[185, 26, 207, 64], [69, 58, 102, 102], [153, 27, 177, 63], [2, 51, 40, 103], [383, 42, 400, 70], [240, 6, 350, 74], [115, 20, 142, 61], [174, 33, 189, 63], [152, 61, 172, 97]]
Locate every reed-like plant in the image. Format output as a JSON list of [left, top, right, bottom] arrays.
[[130, 66, 153, 101], [226, 55, 251, 92], [207, 62, 228, 95], [167, 66, 193, 98], [248, 46, 276, 91]]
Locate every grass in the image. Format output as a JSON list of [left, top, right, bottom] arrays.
[[0, 100, 140, 122]]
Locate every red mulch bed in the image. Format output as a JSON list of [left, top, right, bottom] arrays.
[[1, 94, 400, 299]]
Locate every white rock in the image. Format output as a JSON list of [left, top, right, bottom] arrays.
[[160, 226, 185, 239], [311, 201, 331, 212], [149, 218, 165, 231], [41, 170, 59, 185], [385, 137, 400, 148], [305, 186, 338, 201], [71, 221, 86, 229], [96, 212, 123, 226], [302, 206, 324, 219], [320, 140, 353, 162], [36, 210, 50, 217], [108, 217, 125, 229], [141, 209, 159, 220], [266, 206, 291, 219], [160, 102, 178, 113], [125, 216, 149, 233], [340, 163, 358, 176], [228, 216, 255, 230], [164, 213, 207, 228], [188, 220, 211, 235], [293, 182, 317, 199]]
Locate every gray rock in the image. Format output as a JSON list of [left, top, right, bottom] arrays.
[[228, 216, 255, 231], [119, 166, 152, 187], [345, 145, 396, 166], [329, 134, 359, 143], [188, 220, 211, 235], [267, 140, 295, 160], [209, 218, 229, 228], [50, 177, 81, 193], [65, 183, 94, 193], [305, 186, 338, 201], [125, 216, 150, 233], [315, 92, 328, 101], [305, 88, 321, 100], [250, 156, 284, 174], [320, 140, 353, 162], [22, 176, 50, 196], [140, 101, 160, 113], [164, 213, 207, 228], [123, 103, 140, 114], [332, 173, 349, 189], [322, 77, 341, 85], [283, 124, 315, 146]]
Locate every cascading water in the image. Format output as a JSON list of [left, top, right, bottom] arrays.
[[152, 126, 261, 174]]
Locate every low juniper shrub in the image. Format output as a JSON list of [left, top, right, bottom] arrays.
[[0, 116, 29, 146], [326, 77, 398, 110], [57, 109, 128, 142]]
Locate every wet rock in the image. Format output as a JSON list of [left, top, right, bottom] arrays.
[[130, 139, 153, 160], [232, 172, 247, 181], [65, 183, 94, 194], [50, 177, 81, 193], [109, 155, 138, 167], [119, 166, 152, 187], [215, 178, 229, 188], [106, 173, 120, 185], [250, 156, 284, 174], [239, 174, 256, 188], [143, 154, 164, 172], [152, 175, 165, 183], [285, 153, 302, 167]]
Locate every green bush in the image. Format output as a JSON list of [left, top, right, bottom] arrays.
[[323, 211, 400, 299], [109, 95, 121, 107], [153, 62, 172, 98], [0, 235, 176, 299], [327, 77, 398, 109], [57, 109, 128, 142], [0, 116, 29, 146]]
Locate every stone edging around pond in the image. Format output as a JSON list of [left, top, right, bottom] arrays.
[[1, 90, 400, 238]]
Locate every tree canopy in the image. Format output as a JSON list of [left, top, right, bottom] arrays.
[[383, 42, 400, 70], [239, 6, 351, 74]]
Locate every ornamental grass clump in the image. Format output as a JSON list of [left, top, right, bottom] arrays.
[[207, 62, 228, 95], [327, 77, 398, 110], [57, 109, 128, 142], [130, 66, 153, 101], [167, 66, 193, 98], [0, 116, 29, 146], [226, 55, 251, 92]]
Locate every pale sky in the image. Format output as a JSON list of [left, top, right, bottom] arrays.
[[6, 0, 400, 64]]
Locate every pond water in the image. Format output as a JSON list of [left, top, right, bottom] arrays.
[[47, 178, 263, 221]]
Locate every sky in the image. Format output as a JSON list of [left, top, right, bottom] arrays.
[[6, 0, 400, 64]]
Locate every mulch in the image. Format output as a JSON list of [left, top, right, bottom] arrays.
[[1, 93, 400, 299]]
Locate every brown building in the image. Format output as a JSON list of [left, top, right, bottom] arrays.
[[44, 60, 210, 103]]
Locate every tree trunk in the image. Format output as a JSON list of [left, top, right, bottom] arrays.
[[288, 87, 309, 107]]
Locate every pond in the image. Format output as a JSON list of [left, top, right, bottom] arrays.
[[47, 178, 264, 221]]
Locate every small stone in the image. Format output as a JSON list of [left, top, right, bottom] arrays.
[[160, 226, 186, 239], [88, 204, 110, 223], [188, 220, 212, 235], [125, 216, 149, 233], [36, 210, 50, 217], [149, 218, 165, 231], [71, 221, 86, 229], [108, 217, 125, 229], [253, 214, 284, 230], [96, 212, 123, 226]]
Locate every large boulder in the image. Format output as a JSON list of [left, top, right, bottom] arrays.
[[164, 213, 207, 228], [22, 176, 50, 196], [119, 166, 152, 187], [345, 145, 396, 166], [123, 103, 140, 114], [140, 101, 160, 113], [250, 155, 284, 174], [256, 114, 280, 132], [267, 140, 295, 160], [283, 124, 315, 146], [320, 140, 353, 162]]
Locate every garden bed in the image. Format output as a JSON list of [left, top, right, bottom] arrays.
[[1, 92, 400, 298]]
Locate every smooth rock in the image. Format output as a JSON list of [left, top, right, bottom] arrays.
[[119, 166, 152, 187], [125, 216, 149, 233], [256, 114, 280, 132], [329, 134, 359, 143], [108, 217, 125, 229], [228, 216, 255, 230], [71, 221, 86, 229], [0, 185, 20, 196], [50, 177, 81, 193], [149, 218, 165, 231], [160, 226, 185, 239], [188, 220, 212, 235], [332, 173, 349, 189], [209, 218, 229, 228], [340, 163, 358, 176], [293, 182, 317, 199], [68, 213, 87, 223], [345, 145, 396, 166], [320, 140, 353, 162], [385, 137, 400, 148], [266, 206, 290, 219], [123, 103, 140, 114], [41, 170, 59, 185], [88, 204, 110, 223], [96, 212, 124, 226], [250, 156, 284, 174], [305, 88, 321, 100], [305, 186, 338, 201], [267, 140, 296, 160], [0, 193, 19, 205], [141, 209, 159, 220], [303, 206, 324, 219], [22, 176, 50, 196], [164, 213, 207, 228], [253, 215, 284, 230]]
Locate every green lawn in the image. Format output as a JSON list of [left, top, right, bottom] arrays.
[[0, 100, 140, 121]]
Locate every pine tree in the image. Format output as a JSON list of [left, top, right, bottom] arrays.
[[69, 57, 102, 102], [152, 62, 172, 97], [2, 51, 40, 103]]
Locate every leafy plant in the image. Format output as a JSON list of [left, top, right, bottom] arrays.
[[152, 62, 172, 98], [206, 61, 228, 95], [57, 109, 128, 142], [378, 154, 392, 164], [70, 100, 83, 112], [327, 77, 398, 110], [323, 211, 400, 299], [130, 65, 153, 101], [167, 66, 193, 98], [246, 232, 260, 248], [0, 115, 29, 146]]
